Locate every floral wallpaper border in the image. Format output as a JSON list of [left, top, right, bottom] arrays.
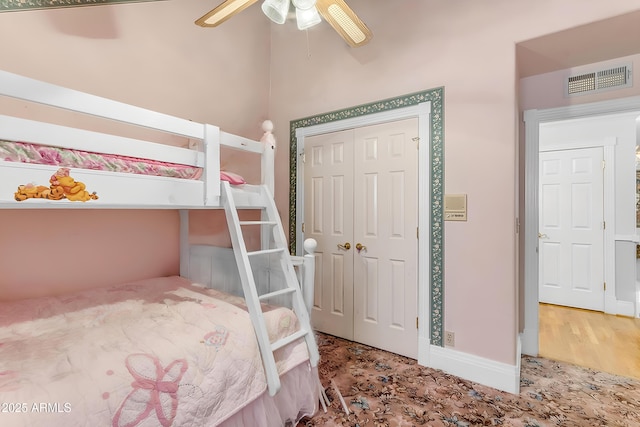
[[0, 0, 165, 12], [289, 87, 445, 346]]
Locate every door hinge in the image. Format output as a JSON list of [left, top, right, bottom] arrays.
[[300, 151, 306, 163], [412, 136, 420, 149], [416, 317, 419, 329], [603, 221, 606, 230], [604, 282, 606, 291], [417, 227, 419, 238], [602, 159, 605, 169], [301, 223, 305, 233]]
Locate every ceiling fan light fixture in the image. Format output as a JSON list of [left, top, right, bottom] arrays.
[[261, 0, 291, 24], [196, 0, 371, 48], [296, 6, 322, 30], [292, 0, 316, 9], [195, 0, 259, 27], [315, 0, 372, 47]]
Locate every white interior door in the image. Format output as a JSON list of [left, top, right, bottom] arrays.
[[538, 147, 605, 311], [304, 118, 418, 358], [304, 129, 355, 339], [352, 119, 418, 358]]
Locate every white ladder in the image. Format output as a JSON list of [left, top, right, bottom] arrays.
[[221, 181, 320, 396]]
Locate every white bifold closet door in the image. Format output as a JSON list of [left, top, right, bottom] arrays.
[[304, 118, 418, 359]]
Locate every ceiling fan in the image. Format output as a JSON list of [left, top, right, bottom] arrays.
[[195, 0, 372, 48]]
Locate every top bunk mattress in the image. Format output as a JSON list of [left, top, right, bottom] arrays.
[[0, 139, 203, 180]]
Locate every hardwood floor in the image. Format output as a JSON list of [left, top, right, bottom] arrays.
[[538, 303, 640, 380]]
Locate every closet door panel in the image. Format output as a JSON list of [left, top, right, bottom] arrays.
[[353, 118, 419, 359], [305, 129, 354, 339]]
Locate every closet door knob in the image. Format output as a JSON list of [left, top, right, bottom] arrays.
[[355, 243, 367, 253], [337, 242, 351, 250]]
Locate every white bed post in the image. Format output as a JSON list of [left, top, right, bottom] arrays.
[[179, 210, 190, 279], [260, 120, 277, 255], [204, 124, 221, 206], [260, 120, 275, 196], [302, 238, 317, 314]]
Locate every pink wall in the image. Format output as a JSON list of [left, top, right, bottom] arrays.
[[0, 210, 179, 301], [266, 0, 640, 365], [0, 1, 271, 299], [0, 1, 272, 140]]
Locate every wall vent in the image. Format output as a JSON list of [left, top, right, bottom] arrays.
[[566, 63, 632, 97]]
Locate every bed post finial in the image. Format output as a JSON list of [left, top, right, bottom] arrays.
[[261, 120, 276, 149], [303, 238, 317, 255]]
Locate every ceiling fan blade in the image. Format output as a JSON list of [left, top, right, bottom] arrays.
[[195, 0, 260, 27], [315, 0, 372, 47]]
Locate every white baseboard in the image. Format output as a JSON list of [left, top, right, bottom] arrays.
[[429, 345, 520, 394], [417, 335, 431, 367], [617, 299, 635, 317], [607, 294, 637, 317]]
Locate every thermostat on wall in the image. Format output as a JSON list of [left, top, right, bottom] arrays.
[[444, 194, 467, 221]]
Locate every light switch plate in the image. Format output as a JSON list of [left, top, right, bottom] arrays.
[[444, 194, 467, 221]]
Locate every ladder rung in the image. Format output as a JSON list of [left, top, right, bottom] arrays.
[[247, 248, 286, 257], [259, 287, 296, 301], [271, 329, 309, 352], [238, 221, 277, 226]]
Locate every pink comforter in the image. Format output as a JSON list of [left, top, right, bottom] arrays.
[[0, 140, 202, 179], [0, 276, 311, 426]]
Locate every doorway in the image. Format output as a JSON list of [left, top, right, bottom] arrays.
[[522, 97, 640, 361], [303, 118, 419, 358]]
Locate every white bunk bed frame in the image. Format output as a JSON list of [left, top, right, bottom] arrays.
[[0, 70, 268, 208], [0, 70, 320, 398]]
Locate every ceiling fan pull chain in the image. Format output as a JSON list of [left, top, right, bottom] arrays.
[[306, 29, 312, 59]]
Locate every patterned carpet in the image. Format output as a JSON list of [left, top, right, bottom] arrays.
[[301, 333, 640, 426]]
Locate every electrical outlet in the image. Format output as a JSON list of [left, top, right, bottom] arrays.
[[445, 331, 455, 347]]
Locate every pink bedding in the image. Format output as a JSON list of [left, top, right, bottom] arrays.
[[0, 140, 203, 180], [0, 276, 318, 426]]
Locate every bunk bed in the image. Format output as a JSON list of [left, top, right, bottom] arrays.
[[0, 70, 322, 427]]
